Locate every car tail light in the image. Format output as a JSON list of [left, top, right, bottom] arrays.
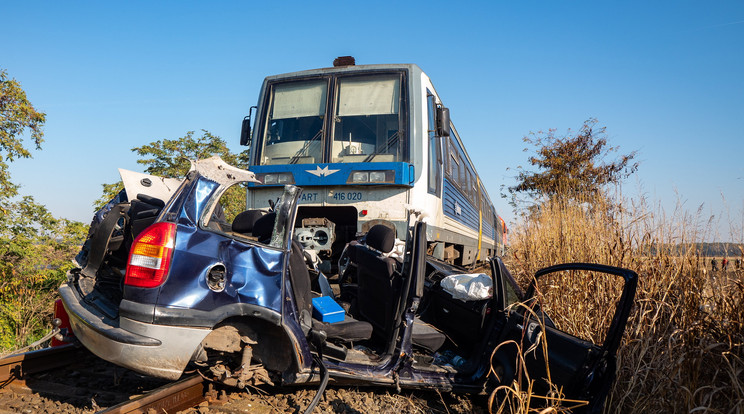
[[51, 299, 73, 347], [125, 222, 176, 288]]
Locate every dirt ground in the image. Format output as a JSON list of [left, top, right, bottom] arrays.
[[187, 386, 488, 414], [0, 385, 488, 414]]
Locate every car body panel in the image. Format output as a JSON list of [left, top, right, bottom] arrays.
[[159, 228, 285, 312], [59, 283, 210, 380]]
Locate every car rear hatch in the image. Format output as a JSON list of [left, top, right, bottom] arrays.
[[69, 169, 183, 320]]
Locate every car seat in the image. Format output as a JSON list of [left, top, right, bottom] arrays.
[[349, 224, 445, 352]]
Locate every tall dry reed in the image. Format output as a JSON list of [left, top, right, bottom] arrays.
[[501, 192, 743, 413]]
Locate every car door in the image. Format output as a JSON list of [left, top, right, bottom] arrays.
[[157, 181, 301, 320], [492, 263, 637, 412]]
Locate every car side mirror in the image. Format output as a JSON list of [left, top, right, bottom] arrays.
[[436, 106, 450, 137], [240, 116, 251, 146]]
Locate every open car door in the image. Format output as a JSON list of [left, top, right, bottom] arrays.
[[494, 263, 637, 413]]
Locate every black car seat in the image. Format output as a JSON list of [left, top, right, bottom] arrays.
[[253, 211, 372, 343], [231, 210, 265, 236], [350, 224, 446, 352], [349, 225, 401, 341], [291, 239, 372, 343], [129, 193, 165, 240], [252, 212, 276, 244]]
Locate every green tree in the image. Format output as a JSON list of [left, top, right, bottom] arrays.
[[0, 197, 86, 350], [134, 129, 248, 177], [507, 118, 638, 205], [96, 130, 250, 219], [0, 69, 46, 204], [0, 69, 87, 350]]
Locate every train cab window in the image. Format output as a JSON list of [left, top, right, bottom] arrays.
[[259, 79, 327, 165], [332, 74, 404, 163]]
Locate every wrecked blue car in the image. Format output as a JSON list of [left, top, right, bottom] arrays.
[[59, 157, 637, 413]]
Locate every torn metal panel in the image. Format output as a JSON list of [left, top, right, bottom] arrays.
[[119, 169, 182, 203], [189, 156, 260, 185]]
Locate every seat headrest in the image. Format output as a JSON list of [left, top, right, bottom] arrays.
[[231, 210, 264, 234], [366, 224, 395, 253], [135, 193, 165, 208], [253, 212, 276, 242]]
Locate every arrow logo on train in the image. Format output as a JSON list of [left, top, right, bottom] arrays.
[[306, 166, 340, 177]]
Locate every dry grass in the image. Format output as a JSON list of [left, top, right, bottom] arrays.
[[494, 192, 744, 413]]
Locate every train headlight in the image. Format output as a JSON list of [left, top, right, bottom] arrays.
[[351, 171, 369, 183], [348, 170, 394, 184], [369, 171, 386, 183], [258, 172, 294, 185], [276, 174, 292, 184]]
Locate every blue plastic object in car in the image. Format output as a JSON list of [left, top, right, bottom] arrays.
[[312, 296, 344, 324]]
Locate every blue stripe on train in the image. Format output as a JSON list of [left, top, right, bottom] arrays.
[[248, 162, 414, 187]]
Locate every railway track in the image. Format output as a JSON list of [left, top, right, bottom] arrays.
[[0, 345, 212, 413], [0, 345, 477, 413], [100, 375, 206, 414]]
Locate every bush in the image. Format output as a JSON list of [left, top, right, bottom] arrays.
[[0, 197, 86, 352]]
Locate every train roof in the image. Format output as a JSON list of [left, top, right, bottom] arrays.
[[263, 63, 426, 82]]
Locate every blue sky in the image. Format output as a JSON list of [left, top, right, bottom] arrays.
[[4, 1, 743, 241]]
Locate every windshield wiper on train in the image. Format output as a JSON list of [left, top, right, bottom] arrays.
[[289, 129, 323, 164], [363, 131, 399, 162]]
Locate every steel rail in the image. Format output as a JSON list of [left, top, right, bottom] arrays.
[[0, 344, 82, 389], [99, 375, 206, 414]]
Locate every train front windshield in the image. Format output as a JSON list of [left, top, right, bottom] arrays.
[[257, 73, 406, 165]]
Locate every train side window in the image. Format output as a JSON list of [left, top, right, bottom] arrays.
[[426, 93, 441, 195], [467, 171, 473, 200], [450, 141, 460, 182], [445, 136, 453, 177], [463, 168, 468, 198], [472, 172, 478, 201], [458, 157, 466, 194], [469, 171, 475, 201]]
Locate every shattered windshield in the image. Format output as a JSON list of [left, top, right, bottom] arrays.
[[259, 79, 327, 165], [269, 185, 301, 249], [331, 74, 404, 163]]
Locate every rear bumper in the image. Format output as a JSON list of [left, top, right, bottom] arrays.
[[59, 282, 210, 380]]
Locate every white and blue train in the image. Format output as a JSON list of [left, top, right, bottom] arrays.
[[241, 57, 505, 268]]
